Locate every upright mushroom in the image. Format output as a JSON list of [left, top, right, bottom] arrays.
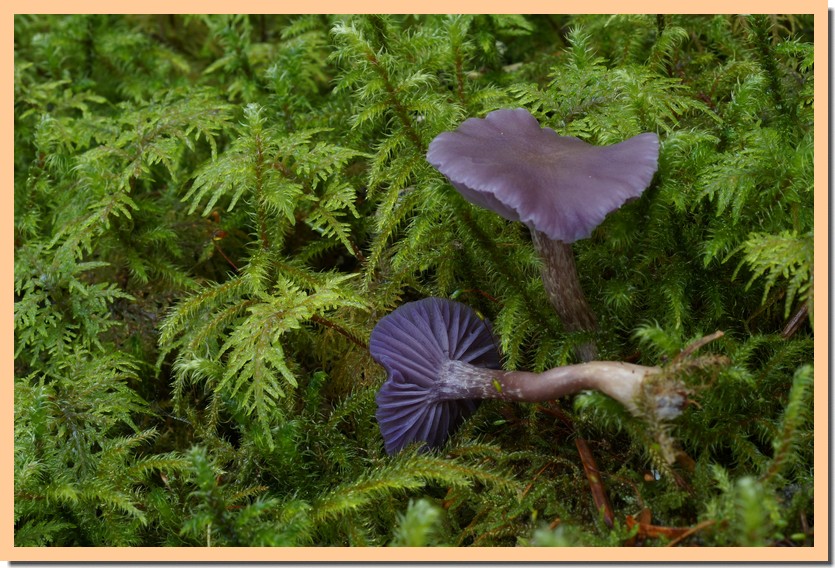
[[427, 108, 659, 361], [371, 297, 682, 455]]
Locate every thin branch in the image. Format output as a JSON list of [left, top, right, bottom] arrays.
[[671, 330, 724, 365], [212, 240, 239, 272], [781, 302, 809, 338], [309, 314, 368, 350], [665, 519, 717, 547], [575, 437, 615, 529]]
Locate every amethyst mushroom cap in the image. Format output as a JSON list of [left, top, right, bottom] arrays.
[[370, 297, 501, 455], [426, 107, 659, 244], [427, 108, 660, 361]]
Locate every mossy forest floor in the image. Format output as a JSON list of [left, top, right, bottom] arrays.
[[14, 14, 814, 548]]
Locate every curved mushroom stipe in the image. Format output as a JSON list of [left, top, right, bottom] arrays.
[[370, 297, 501, 455], [427, 108, 660, 243], [371, 298, 680, 455]]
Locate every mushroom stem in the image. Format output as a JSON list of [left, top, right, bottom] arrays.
[[531, 230, 598, 362], [436, 359, 659, 415], [370, 297, 687, 454]]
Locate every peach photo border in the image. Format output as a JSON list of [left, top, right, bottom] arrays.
[[4, 1, 829, 562]]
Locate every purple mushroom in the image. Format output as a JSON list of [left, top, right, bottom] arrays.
[[371, 298, 679, 454], [427, 108, 659, 361], [370, 297, 501, 455]]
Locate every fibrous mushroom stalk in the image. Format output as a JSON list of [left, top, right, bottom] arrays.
[[531, 230, 598, 362], [436, 359, 659, 417], [370, 297, 687, 455]]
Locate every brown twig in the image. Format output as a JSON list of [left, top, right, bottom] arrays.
[[309, 314, 368, 350], [624, 509, 715, 546], [450, 288, 500, 304], [348, 239, 367, 264], [624, 508, 653, 546], [212, 239, 239, 272], [665, 519, 716, 547], [534, 403, 574, 430], [575, 437, 615, 528], [520, 463, 553, 501], [671, 330, 725, 365], [781, 302, 809, 338]]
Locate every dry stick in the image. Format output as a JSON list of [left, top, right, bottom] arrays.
[[348, 238, 368, 264], [212, 240, 239, 272], [624, 508, 653, 546], [309, 314, 368, 350], [536, 404, 616, 531], [625, 513, 707, 544], [665, 519, 717, 547], [520, 463, 554, 501], [534, 403, 574, 430], [575, 437, 615, 529], [781, 302, 809, 338], [799, 510, 811, 541], [671, 330, 725, 365]]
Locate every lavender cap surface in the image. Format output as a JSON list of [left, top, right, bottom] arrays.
[[427, 108, 660, 243], [370, 297, 501, 455]]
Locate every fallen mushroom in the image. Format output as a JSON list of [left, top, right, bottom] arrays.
[[370, 296, 501, 455], [427, 108, 659, 361], [371, 297, 683, 454]]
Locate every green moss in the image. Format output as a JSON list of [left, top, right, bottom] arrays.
[[15, 14, 814, 547]]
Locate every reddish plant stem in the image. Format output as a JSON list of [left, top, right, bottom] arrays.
[[252, 133, 270, 250], [453, 45, 466, 104], [576, 437, 615, 528], [365, 51, 424, 151], [213, 241, 239, 272], [665, 519, 717, 547], [781, 303, 809, 338], [671, 330, 725, 364], [309, 314, 368, 350]]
